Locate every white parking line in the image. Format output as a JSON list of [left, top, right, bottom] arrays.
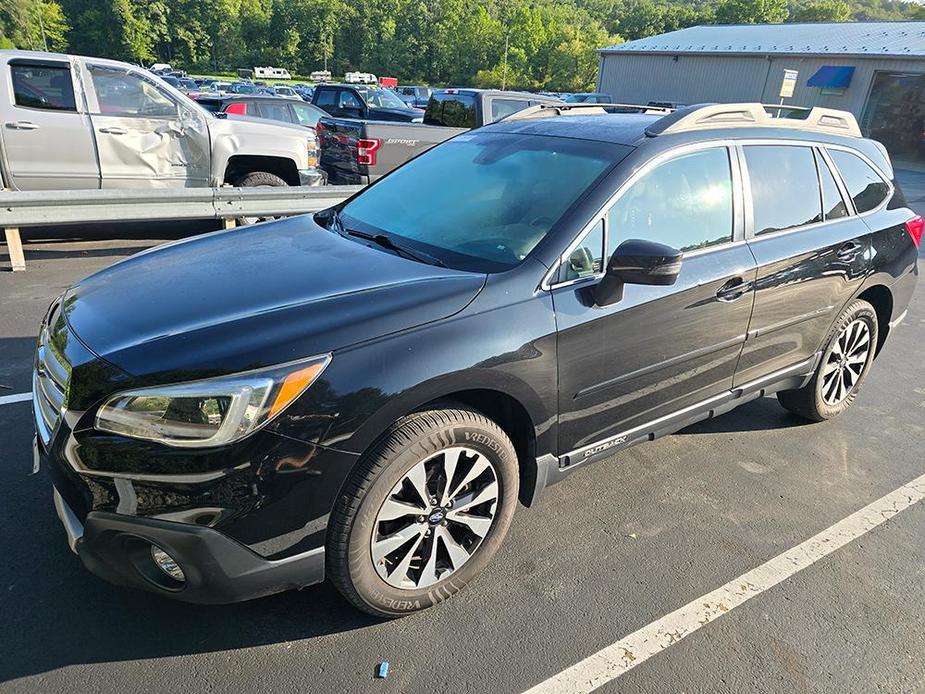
[[525, 471, 925, 694], [0, 392, 31, 406]]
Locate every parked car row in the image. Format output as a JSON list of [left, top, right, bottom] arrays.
[[316, 88, 562, 184]]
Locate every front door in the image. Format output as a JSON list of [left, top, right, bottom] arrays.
[[734, 143, 876, 385], [554, 145, 757, 461], [0, 57, 99, 190], [83, 63, 210, 188]]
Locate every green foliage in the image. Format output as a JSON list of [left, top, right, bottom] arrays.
[[716, 0, 789, 24], [791, 0, 852, 22], [0, 0, 70, 51], [5, 0, 925, 90]]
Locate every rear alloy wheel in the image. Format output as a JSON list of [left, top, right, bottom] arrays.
[[778, 299, 878, 421], [327, 407, 518, 617]]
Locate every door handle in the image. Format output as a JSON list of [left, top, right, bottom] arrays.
[[716, 277, 753, 302], [5, 120, 39, 130], [98, 126, 127, 135], [837, 240, 863, 261]]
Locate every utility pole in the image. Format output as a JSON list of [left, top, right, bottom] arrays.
[[501, 32, 509, 91]]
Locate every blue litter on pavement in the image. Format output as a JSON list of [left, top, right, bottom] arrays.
[[377, 662, 389, 679]]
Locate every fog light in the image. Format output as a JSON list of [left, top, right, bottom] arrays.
[[150, 546, 186, 582]]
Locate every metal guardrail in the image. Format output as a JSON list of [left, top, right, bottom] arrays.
[[1, 185, 362, 271]]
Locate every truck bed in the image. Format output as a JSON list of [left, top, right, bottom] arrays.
[[318, 117, 464, 185]]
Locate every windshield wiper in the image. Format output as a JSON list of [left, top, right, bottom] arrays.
[[344, 228, 446, 268]]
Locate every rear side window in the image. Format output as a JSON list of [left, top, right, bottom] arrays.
[[490, 99, 529, 122], [11, 63, 76, 111], [744, 145, 821, 235], [424, 94, 477, 129], [829, 149, 890, 214], [315, 89, 337, 110], [816, 151, 849, 221], [257, 101, 293, 123], [608, 147, 734, 254]]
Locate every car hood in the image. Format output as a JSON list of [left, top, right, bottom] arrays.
[[62, 216, 485, 382]]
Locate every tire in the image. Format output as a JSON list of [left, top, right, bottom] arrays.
[[777, 299, 878, 422], [327, 406, 519, 617], [234, 171, 287, 188]]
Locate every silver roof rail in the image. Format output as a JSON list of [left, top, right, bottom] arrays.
[[645, 102, 861, 138], [502, 102, 675, 122]]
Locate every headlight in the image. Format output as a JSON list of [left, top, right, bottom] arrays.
[[307, 137, 319, 168], [94, 355, 331, 448]]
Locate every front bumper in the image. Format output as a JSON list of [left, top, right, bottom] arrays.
[[299, 168, 327, 186], [54, 487, 325, 604]]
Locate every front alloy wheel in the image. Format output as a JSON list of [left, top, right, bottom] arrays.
[[327, 407, 518, 617], [371, 446, 499, 590]]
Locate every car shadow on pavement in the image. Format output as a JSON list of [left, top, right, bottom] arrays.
[[678, 395, 808, 435]]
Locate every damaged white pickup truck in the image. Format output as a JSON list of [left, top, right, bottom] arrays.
[[0, 50, 324, 191]]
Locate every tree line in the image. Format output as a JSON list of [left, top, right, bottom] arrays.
[[2, 0, 924, 91]]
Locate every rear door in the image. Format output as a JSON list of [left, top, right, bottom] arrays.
[[82, 63, 210, 188], [0, 56, 99, 190], [734, 142, 875, 384]]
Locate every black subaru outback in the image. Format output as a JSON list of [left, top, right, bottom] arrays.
[[37, 103, 919, 616]]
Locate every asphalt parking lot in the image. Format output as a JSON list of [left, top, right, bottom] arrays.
[[1, 181, 924, 693]]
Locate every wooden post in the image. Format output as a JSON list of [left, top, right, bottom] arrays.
[[4, 227, 25, 272], [223, 217, 236, 230]]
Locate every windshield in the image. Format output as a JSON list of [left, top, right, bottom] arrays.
[[360, 87, 408, 109], [339, 133, 626, 272]]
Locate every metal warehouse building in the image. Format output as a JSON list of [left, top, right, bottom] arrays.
[[597, 22, 925, 162]]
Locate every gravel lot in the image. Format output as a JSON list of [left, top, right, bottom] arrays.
[[1, 184, 923, 693]]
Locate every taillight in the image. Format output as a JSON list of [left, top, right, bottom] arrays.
[[225, 102, 246, 115], [357, 138, 381, 166], [905, 215, 924, 248]]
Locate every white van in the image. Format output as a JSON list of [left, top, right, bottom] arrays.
[[254, 66, 291, 80]]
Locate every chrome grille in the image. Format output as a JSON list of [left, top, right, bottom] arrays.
[[33, 305, 70, 446]]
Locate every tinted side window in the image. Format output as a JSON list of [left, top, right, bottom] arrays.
[[829, 149, 890, 214], [315, 89, 337, 110], [744, 145, 821, 235], [257, 100, 294, 123], [816, 151, 849, 220], [490, 98, 529, 122], [559, 220, 604, 282], [11, 63, 76, 111], [424, 94, 477, 128], [608, 147, 733, 254]]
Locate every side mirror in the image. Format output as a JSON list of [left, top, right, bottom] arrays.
[[593, 239, 683, 306]]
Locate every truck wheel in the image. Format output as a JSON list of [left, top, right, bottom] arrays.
[[327, 406, 519, 617], [233, 171, 288, 224], [235, 171, 288, 188], [777, 299, 878, 422]]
